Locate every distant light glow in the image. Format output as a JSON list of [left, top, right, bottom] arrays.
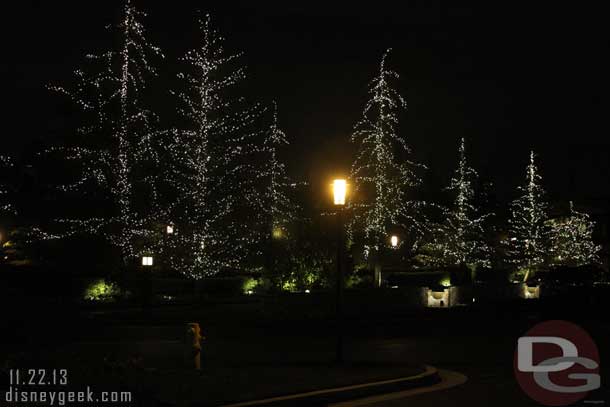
[[166, 225, 174, 234], [142, 256, 153, 266]]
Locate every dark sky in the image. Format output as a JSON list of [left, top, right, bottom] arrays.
[[2, 1, 609, 207]]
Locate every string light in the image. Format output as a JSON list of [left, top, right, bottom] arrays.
[[261, 102, 298, 231], [422, 138, 492, 269], [0, 155, 15, 215], [348, 48, 428, 255], [505, 151, 550, 281], [548, 201, 601, 267], [163, 14, 267, 279], [45, 0, 164, 264]]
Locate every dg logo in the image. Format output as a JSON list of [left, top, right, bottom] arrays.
[[514, 320, 601, 406]]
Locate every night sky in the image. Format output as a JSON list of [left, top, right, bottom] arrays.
[[3, 1, 609, 207]]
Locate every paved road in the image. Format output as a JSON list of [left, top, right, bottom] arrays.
[[4, 300, 609, 406], [331, 365, 610, 407], [341, 333, 609, 407], [332, 367, 539, 407]]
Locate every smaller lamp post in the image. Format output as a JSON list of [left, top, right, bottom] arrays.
[[272, 227, 283, 239], [166, 225, 174, 235], [142, 256, 154, 267], [390, 235, 398, 248]]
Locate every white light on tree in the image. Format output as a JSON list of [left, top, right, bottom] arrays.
[[142, 256, 153, 266], [506, 151, 550, 282], [333, 179, 347, 205], [418, 138, 492, 269], [44, 0, 164, 265], [0, 155, 16, 216], [166, 225, 174, 234], [163, 14, 263, 279], [257, 102, 299, 243], [548, 202, 601, 267], [348, 49, 428, 259]]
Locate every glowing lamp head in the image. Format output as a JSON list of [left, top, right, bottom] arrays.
[[272, 227, 283, 239], [333, 179, 347, 205], [390, 235, 398, 247], [166, 225, 174, 234], [142, 256, 153, 266]]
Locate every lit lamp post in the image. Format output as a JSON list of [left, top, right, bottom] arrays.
[[140, 256, 154, 306], [391, 235, 398, 248], [162, 224, 174, 272], [333, 179, 347, 363], [142, 256, 153, 267]]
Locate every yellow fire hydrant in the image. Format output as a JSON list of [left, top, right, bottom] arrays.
[[186, 322, 205, 370]]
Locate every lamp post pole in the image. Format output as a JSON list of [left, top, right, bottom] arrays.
[[332, 179, 347, 364], [336, 207, 344, 363]]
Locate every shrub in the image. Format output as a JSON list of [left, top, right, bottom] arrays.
[[242, 277, 260, 294], [84, 279, 121, 302]]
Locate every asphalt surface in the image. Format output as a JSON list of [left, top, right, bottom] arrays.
[[3, 296, 609, 406]]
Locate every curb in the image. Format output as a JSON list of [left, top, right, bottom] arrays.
[[217, 365, 441, 407]]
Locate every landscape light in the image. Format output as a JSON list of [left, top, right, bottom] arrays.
[[142, 256, 153, 266], [166, 225, 174, 234], [272, 227, 283, 239]]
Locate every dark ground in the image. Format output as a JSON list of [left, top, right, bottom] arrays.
[[1, 292, 609, 406]]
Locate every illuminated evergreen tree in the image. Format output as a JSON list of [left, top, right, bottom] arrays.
[[422, 138, 491, 269], [416, 138, 491, 269], [505, 151, 550, 281], [348, 49, 426, 282], [259, 103, 297, 235], [165, 14, 261, 278], [47, 0, 163, 264], [548, 202, 600, 267], [253, 103, 300, 284]]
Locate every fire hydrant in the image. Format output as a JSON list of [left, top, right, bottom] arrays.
[[186, 322, 205, 370]]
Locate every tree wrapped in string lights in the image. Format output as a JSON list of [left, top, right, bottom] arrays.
[[422, 138, 492, 270], [258, 104, 298, 236], [505, 151, 550, 282], [165, 14, 263, 278], [548, 202, 601, 267], [251, 103, 302, 285], [348, 49, 427, 281], [46, 0, 164, 265]]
